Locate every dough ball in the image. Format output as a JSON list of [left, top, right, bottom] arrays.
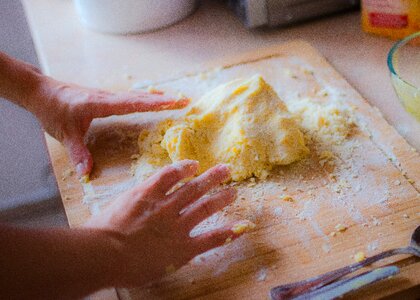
[[161, 75, 309, 181]]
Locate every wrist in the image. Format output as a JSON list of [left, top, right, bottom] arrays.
[[81, 228, 126, 288], [0, 52, 46, 110], [24, 75, 59, 114], [0, 225, 127, 299]]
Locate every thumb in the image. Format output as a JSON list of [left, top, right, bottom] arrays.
[[63, 135, 93, 177]]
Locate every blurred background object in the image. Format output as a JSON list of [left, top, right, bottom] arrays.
[[388, 32, 420, 122], [74, 0, 198, 34], [362, 0, 420, 39], [0, 1, 66, 227], [228, 0, 359, 28]]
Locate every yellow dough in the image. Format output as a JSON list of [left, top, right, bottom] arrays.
[[158, 75, 309, 181]]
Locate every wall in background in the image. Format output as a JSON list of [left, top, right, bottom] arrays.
[[0, 1, 66, 227]]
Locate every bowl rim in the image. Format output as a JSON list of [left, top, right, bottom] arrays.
[[387, 31, 420, 89]]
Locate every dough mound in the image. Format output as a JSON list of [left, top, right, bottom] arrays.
[[160, 75, 309, 181]]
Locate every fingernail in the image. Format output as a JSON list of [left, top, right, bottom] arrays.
[[186, 160, 199, 173], [217, 164, 231, 180], [225, 187, 237, 197], [76, 160, 90, 180], [76, 162, 85, 176], [182, 159, 199, 166], [177, 97, 191, 104], [173, 160, 199, 173]]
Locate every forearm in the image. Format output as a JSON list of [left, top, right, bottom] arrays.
[[0, 224, 122, 300], [0, 52, 48, 111]]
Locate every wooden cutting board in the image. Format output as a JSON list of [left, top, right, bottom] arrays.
[[46, 41, 420, 300]]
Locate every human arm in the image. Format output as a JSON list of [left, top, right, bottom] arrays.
[[0, 225, 118, 299], [0, 51, 189, 176], [0, 160, 249, 299]]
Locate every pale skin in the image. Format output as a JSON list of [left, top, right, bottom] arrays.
[[0, 52, 248, 299]]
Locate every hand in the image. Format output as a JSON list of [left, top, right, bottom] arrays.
[[84, 160, 252, 287], [32, 77, 189, 177]]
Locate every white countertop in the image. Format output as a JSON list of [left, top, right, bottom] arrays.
[[22, 0, 420, 150]]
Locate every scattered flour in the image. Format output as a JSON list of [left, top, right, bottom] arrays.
[[256, 267, 268, 282], [273, 207, 283, 217], [367, 240, 379, 253]]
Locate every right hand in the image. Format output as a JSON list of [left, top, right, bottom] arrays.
[[31, 77, 189, 177], [84, 160, 250, 287]]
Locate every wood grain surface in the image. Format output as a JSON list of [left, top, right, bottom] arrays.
[[45, 41, 419, 300]]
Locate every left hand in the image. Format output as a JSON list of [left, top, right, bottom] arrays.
[[31, 77, 189, 176]]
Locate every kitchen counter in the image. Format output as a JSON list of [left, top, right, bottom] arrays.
[[22, 0, 420, 151]]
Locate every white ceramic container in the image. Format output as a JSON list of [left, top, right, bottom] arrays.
[[74, 0, 197, 34]]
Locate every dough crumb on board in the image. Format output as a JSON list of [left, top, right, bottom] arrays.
[[232, 220, 256, 234], [353, 251, 366, 262], [335, 223, 348, 232]]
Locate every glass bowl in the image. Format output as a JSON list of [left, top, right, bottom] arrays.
[[387, 31, 420, 122]]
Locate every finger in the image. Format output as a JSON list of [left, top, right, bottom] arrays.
[[139, 160, 199, 198], [63, 135, 93, 177], [172, 164, 231, 205], [167, 164, 231, 211], [91, 92, 190, 118], [180, 188, 237, 230], [190, 220, 255, 255]]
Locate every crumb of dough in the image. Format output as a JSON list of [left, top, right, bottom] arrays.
[[225, 237, 233, 244], [61, 169, 74, 181], [247, 181, 257, 188], [335, 223, 347, 232], [329, 174, 337, 182], [282, 195, 294, 202], [165, 264, 176, 275], [354, 251, 366, 262], [319, 150, 335, 167], [232, 220, 256, 234], [79, 175, 90, 184]]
